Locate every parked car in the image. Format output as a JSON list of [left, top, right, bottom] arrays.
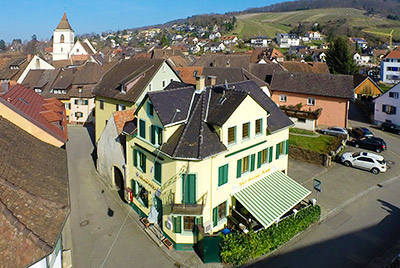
[[351, 127, 374, 139], [341, 151, 387, 174], [350, 137, 387, 153], [320, 127, 348, 137], [380, 122, 400, 134]]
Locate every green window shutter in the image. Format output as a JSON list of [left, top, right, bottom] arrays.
[[189, 175, 196, 204], [218, 164, 229, 186], [250, 154, 255, 171], [131, 180, 136, 194], [139, 119, 146, 138], [218, 166, 223, 186], [276, 144, 280, 160], [257, 151, 262, 168], [213, 207, 218, 227], [174, 216, 182, 233], [84, 99, 88, 105], [74, 99, 78, 105], [154, 162, 161, 183], [133, 149, 138, 167], [269, 147, 273, 163], [151, 125, 155, 144], [285, 140, 290, 155], [142, 154, 146, 173], [236, 159, 242, 178]]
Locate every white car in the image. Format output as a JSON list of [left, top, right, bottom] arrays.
[[320, 127, 348, 138], [340, 151, 387, 174]]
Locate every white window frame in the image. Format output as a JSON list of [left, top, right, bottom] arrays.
[[279, 95, 287, 102], [307, 97, 315, 106]]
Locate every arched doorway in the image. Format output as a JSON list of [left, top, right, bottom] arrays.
[[113, 166, 126, 203]]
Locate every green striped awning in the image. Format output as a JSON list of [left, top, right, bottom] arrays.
[[233, 170, 311, 228]]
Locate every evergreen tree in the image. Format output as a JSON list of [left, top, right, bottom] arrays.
[[0, 40, 5, 51], [326, 36, 358, 75]]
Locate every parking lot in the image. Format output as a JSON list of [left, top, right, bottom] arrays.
[[288, 119, 400, 219]]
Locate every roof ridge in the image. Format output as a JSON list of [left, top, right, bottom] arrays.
[[173, 92, 203, 158]]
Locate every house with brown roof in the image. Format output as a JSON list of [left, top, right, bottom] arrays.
[[68, 38, 97, 61], [270, 72, 354, 129], [0, 116, 69, 268], [97, 109, 136, 193], [93, 58, 182, 141], [280, 61, 330, 74], [192, 54, 251, 69], [22, 62, 110, 125], [0, 84, 68, 147]]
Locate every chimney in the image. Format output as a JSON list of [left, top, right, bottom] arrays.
[[226, 60, 230, 68], [208, 75, 217, 86], [195, 75, 205, 90], [27, 54, 32, 62]]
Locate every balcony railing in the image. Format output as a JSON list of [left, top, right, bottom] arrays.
[[166, 192, 206, 215]]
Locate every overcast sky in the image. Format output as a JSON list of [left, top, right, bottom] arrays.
[[0, 0, 286, 43]]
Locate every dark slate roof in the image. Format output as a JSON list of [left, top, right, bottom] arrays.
[[148, 80, 293, 160], [201, 67, 269, 88], [148, 86, 196, 126], [270, 72, 354, 99], [248, 63, 286, 84], [160, 89, 227, 160], [164, 80, 194, 90], [93, 58, 165, 103], [123, 117, 137, 135], [0, 116, 69, 268]]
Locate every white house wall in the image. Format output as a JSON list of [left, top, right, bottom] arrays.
[[17, 56, 55, 84], [97, 115, 126, 187], [374, 84, 400, 125]]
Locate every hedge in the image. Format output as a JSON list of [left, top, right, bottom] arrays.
[[220, 205, 321, 266]]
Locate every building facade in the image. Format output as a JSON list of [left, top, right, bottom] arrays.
[[123, 79, 309, 250], [374, 83, 400, 125], [380, 49, 400, 84]]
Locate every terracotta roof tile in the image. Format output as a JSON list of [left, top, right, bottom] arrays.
[[385, 50, 400, 59], [113, 109, 136, 134], [0, 84, 68, 144]]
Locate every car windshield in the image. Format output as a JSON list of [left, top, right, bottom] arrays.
[[352, 152, 361, 157], [377, 159, 385, 165]]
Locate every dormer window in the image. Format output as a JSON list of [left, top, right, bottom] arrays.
[[121, 85, 126, 94]]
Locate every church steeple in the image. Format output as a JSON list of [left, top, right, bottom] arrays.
[[56, 12, 73, 31]]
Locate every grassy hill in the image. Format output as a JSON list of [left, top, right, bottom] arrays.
[[231, 8, 400, 42]]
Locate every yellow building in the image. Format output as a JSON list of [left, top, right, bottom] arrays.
[[93, 58, 181, 142], [125, 78, 310, 250]]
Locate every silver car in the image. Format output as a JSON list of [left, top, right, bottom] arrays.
[[341, 151, 387, 174], [320, 127, 348, 137]]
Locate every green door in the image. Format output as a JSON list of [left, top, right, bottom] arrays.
[[155, 196, 162, 223], [182, 174, 196, 204]]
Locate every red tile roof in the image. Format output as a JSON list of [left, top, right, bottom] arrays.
[[174, 67, 203, 84], [113, 109, 136, 134], [385, 50, 400, 59], [0, 84, 68, 145]]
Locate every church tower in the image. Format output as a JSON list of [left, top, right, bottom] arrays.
[[52, 13, 74, 61]]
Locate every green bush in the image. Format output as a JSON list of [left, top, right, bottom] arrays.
[[220, 205, 321, 266]]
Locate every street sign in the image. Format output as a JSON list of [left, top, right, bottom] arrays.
[[314, 179, 322, 192]]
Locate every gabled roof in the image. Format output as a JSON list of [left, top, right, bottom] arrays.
[[385, 49, 400, 59], [174, 66, 203, 84], [249, 63, 286, 84], [56, 12, 73, 30], [93, 58, 165, 103], [0, 56, 29, 80], [144, 80, 293, 160], [270, 72, 354, 99], [280, 61, 329, 74], [0, 84, 68, 144], [0, 116, 69, 268]]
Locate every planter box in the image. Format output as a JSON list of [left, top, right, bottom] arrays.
[[140, 218, 150, 228], [162, 238, 173, 250]]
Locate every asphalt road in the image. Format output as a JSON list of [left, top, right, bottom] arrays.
[[63, 125, 177, 268], [248, 174, 400, 268]]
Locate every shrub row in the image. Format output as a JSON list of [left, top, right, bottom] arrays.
[[220, 205, 321, 266]]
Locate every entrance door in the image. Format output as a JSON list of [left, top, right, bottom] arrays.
[[113, 166, 126, 203], [155, 196, 163, 224]]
